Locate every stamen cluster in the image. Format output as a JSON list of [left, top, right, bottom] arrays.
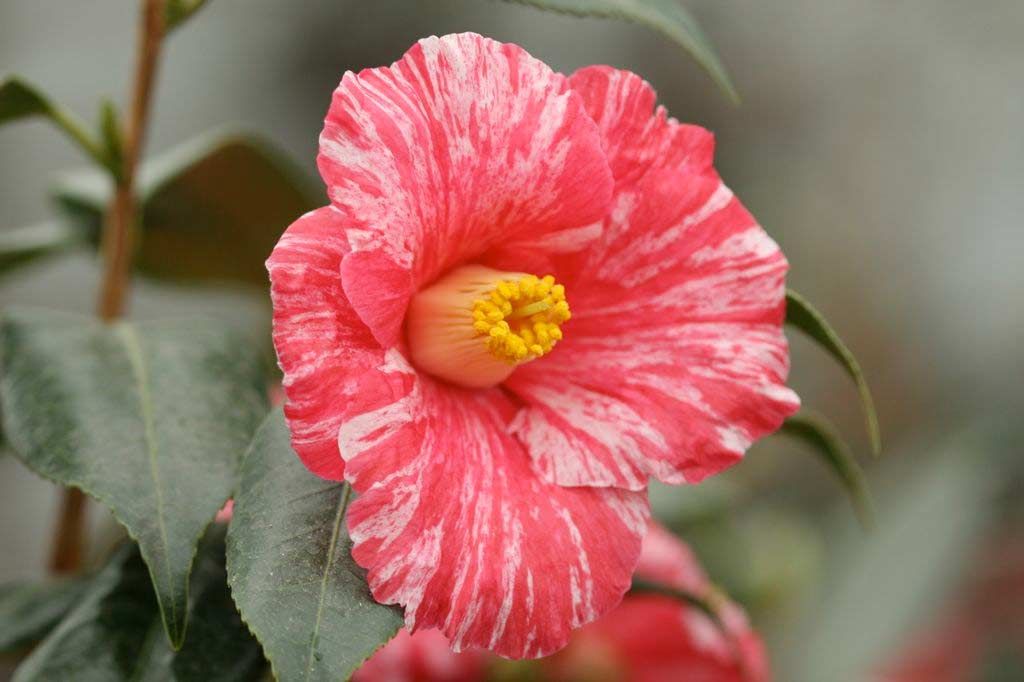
[[471, 274, 570, 362]]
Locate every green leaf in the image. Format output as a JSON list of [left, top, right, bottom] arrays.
[[494, 0, 738, 103], [0, 309, 269, 648], [13, 529, 266, 681], [786, 288, 881, 456], [98, 99, 124, 182], [0, 77, 113, 174], [0, 578, 90, 653], [166, 0, 210, 32], [53, 130, 319, 286], [0, 223, 83, 278], [227, 408, 403, 682], [779, 412, 875, 528]]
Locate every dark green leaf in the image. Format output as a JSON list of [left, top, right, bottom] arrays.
[[53, 131, 319, 286], [0, 77, 113, 173], [0, 223, 83, 278], [227, 408, 403, 682], [0, 309, 269, 648], [494, 0, 738, 102], [0, 77, 50, 123], [13, 529, 266, 681], [779, 412, 875, 528], [786, 288, 881, 456], [0, 578, 90, 653], [165, 0, 210, 32]]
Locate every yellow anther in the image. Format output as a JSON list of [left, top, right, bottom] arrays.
[[470, 271, 570, 364]]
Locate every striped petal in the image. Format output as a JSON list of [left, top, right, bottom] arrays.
[[267, 206, 384, 480], [507, 66, 799, 490], [340, 352, 649, 659], [319, 32, 613, 346]]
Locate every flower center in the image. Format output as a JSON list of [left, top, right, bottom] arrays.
[[405, 265, 571, 388]]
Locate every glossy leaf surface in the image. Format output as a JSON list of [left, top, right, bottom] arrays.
[[227, 409, 403, 682], [0, 309, 268, 647]]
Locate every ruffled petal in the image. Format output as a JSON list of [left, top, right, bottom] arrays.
[[507, 66, 799, 490], [267, 206, 384, 480], [319, 33, 613, 346], [340, 352, 649, 659]]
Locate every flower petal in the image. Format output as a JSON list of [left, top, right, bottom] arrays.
[[318, 32, 613, 346], [546, 522, 769, 681], [635, 520, 708, 593], [546, 595, 769, 682], [340, 352, 649, 659], [267, 206, 384, 480], [507, 66, 799, 490], [352, 628, 487, 682]]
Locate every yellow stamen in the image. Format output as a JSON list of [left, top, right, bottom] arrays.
[[405, 265, 572, 388]]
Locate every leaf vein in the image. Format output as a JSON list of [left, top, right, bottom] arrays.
[[303, 482, 352, 680], [116, 323, 178, 631]]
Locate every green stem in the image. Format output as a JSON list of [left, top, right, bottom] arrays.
[[47, 105, 118, 179]]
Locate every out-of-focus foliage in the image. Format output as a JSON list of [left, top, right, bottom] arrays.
[[165, 0, 209, 32], [12, 529, 265, 682], [780, 412, 874, 527], [0, 78, 53, 125], [0, 224, 81, 279], [778, 433, 996, 681], [0, 309, 269, 648], [54, 132, 319, 287], [0, 77, 115, 175], [227, 409, 404, 682], [0, 578, 89, 653], [495, 0, 738, 101]]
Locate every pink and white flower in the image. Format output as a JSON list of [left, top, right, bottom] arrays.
[[268, 32, 798, 658], [353, 522, 769, 681]]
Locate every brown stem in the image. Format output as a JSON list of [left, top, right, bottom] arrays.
[[96, 0, 166, 320], [49, 489, 86, 573], [50, 0, 167, 574]]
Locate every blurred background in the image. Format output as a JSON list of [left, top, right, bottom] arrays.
[[2, 1, 1021, 679]]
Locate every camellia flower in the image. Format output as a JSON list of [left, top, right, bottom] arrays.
[[353, 522, 769, 681], [268, 33, 798, 658]]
